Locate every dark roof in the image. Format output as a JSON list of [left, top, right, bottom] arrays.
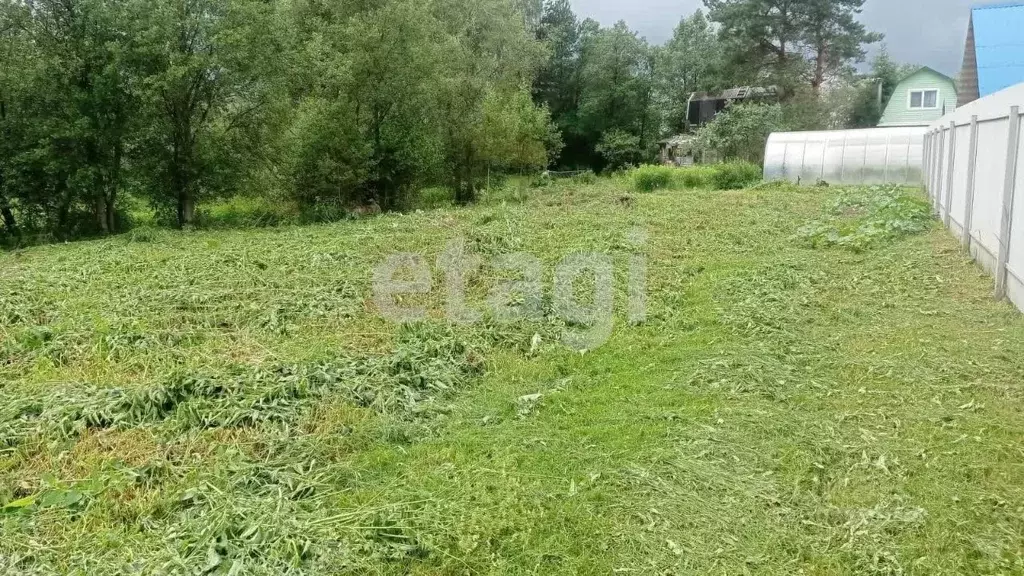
[[689, 86, 779, 102]]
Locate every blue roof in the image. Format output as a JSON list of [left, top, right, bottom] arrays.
[[973, 2, 1024, 97]]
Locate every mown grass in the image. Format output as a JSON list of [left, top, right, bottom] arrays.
[[2, 180, 1024, 574]]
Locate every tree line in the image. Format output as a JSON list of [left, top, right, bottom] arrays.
[[0, 0, 889, 242]]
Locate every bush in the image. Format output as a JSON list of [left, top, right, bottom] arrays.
[[677, 166, 717, 189], [597, 130, 644, 171], [632, 165, 675, 192], [695, 102, 786, 163], [711, 162, 762, 190], [415, 187, 456, 210], [196, 196, 301, 228], [571, 170, 598, 185]]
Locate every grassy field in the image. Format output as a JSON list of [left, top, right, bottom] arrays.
[[2, 177, 1024, 574]]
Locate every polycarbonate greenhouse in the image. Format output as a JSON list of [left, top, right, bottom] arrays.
[[762, 126, 926, 186]]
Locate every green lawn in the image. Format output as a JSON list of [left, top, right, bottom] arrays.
[[2, 180, 1023, 574]]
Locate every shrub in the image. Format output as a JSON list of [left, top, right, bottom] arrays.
[[597, 130, 644, 171], [632, 165, 675, 192], [415, 187, 456, 210], [196, 196, 301, 228], [677, 166, 717, 189], [695, 102, 786, 163], [711, 162, 762, 190], [571, 170, 598, 185]]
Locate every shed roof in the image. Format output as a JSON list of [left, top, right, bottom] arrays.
[[971, 2, 1024, 97], [689, 86, 778, 102]]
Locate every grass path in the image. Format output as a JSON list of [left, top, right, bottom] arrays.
[[2, 182, 1023, 574]]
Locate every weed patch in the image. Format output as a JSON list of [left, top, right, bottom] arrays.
[[632, 165, 675, 192], [796, 186, 933, 251], [711, 161, 762, 190]]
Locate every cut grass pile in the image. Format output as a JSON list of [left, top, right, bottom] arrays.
[[2, 181, 1024, 574]]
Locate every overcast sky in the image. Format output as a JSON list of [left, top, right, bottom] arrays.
[[570, 0, 976, 76]]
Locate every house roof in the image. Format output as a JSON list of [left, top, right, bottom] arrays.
[[971, 2, 1024, 97], [896, 66, 955, 85], [689, 86, 779, 102]]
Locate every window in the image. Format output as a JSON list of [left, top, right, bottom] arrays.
[[909, 89, 939, 110]]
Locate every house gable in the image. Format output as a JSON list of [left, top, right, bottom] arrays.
[[959, 14, 981, 106], [879, 68, 958, 127]]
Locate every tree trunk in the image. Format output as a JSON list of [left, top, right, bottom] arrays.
[[105, 139, 122, 233], [56, 182, 73, 241], [178, 191, 195, 227], [95, 195, 109, 234], [171, 117, 196, 228], [811, 43, 827, 96], [106, 195, 116, 233], [0, 191, 17, 238], [0, 99, 16, 239]]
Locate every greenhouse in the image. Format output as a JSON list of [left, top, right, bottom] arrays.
[[763, 126, 926, 186]]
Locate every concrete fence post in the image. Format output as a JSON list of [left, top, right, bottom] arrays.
[[962, 116, 980, 249], [925, 132, 933, 192], [934, 129, 946, 216], [996, 106, 1021, 301], [925, 132, 932, 196], [944, 121, 957, 227]]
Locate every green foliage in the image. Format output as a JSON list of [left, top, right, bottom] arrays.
[[571, 170, 598, 185], [0, 0, 559, 241], [678, 165, 717, 188], [534, 9, 659, 170], [710, 161, 762, 190], [596, 129, 644, 171], [632, 165, 675, 192], [481, 88, 563, 173], [629, 162, 758, 192], [0, 0, 889, 243], [658, 10, 722, 132], [196, 196, 301, 229], [704, 0, 881, 96], [695, 103, 786, 163], [796, 186, 934, 251], [848, 47, 921, 128]]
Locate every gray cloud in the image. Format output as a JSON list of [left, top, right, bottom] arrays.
[[571, 0, 974, 76]]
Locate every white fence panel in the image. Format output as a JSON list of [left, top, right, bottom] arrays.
[[949, 123, 973, 234], [1008, 130, 1024, 297], [937, 127, 952, 222], [924, 83, 1024, 311], [970, 119, 1008, 262]]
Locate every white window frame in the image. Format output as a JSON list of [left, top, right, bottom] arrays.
[[908, 88, 940, 110]]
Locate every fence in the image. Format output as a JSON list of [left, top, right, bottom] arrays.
[[923, 83, 1024, 311], [763, 127, 926, 186]]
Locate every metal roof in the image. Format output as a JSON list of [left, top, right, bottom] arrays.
[[689, 86, 778, 102], [972, 2, 1024, 97]]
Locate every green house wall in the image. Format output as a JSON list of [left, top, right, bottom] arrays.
[[879, 68, 957, 127]]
